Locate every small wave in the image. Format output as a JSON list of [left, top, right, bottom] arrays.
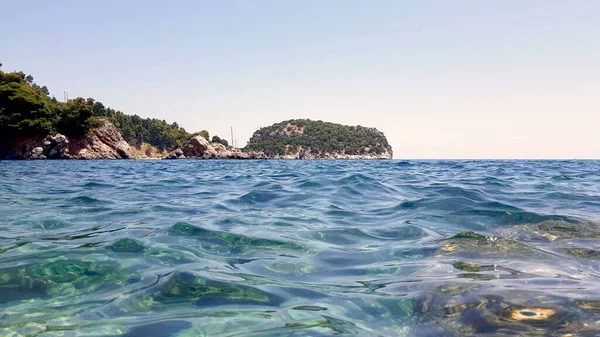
[[395, 160, 413, 167], [232, 190, 282, 205], [69, 196, 112, 205], [82, 182, 115, 188], [367, 225, 428, 240], [336, 173, 395, 194]]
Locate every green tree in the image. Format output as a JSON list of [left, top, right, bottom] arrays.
[[92, 101, 106, 116], [0, 70, 55, 137], [211, 135, 229, 146], [57, 97, 93, 136]]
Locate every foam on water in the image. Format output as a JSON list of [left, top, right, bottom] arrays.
[[1, 160, 600, 336]]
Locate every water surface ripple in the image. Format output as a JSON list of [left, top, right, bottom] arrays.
[[1, 160, 600, 336]]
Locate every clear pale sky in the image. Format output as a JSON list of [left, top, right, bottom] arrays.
[[2, 1, 599, 159]]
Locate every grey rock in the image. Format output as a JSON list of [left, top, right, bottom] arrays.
[[71, 120, 131, 159], [166, 148, 185, 159], [27, 147, 46, 159], [167, 136, 265, 160]]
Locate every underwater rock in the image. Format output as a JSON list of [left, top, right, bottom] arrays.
[[450, 231, 489, 241], [504, 307, 557, 322], [0, 260, 130, 303], [439, 231, 535, 256], [168, 222, 305, 253], [576, 300, 600, 311], [500, 220, 600, 242], [409, 286, 598, 336], [452, 261, 494, 272], [264, 261, 316, 275], [108, 238, 145, 253], [152, 271, 279, 307], [560, 248, 600, 259]]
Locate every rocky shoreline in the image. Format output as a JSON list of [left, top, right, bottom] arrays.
[[0, 120, 393, 160], [165, 136, 267, 160], [1, 120, 131, 160]]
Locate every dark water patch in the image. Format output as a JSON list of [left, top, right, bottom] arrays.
[[292, 305, 327, 311], [123, 320, 192, 337]]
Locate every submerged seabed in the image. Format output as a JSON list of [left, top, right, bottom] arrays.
[[1, 160, 600, 336]]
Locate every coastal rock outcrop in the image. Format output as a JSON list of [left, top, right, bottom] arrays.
[[25, 147, 46, 159], [166, 148, 186, 159], [69, 120, 131, 159], [23, 134, 70, 159], [166, 136, 266, 159], [44, 134, 70, 158], [0, 120, 131, 160]]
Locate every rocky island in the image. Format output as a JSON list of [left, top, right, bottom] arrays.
[[0, 67, 392, 160], [244, 119, 392, 159]]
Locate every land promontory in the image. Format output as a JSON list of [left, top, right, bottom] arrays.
[[0, 67, 392, 160]]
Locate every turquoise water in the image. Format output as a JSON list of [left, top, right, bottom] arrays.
[[2, 160, 600, 336]]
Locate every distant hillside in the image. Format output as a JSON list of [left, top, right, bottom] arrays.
[[245, 119, 393, 159]]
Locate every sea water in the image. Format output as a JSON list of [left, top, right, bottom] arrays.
[[1, 160, 600, 336]]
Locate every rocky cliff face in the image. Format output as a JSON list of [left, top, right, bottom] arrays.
[[68, 120, 131, 159], [166, 136, 266, 159], [0, 120, 131, 160]]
